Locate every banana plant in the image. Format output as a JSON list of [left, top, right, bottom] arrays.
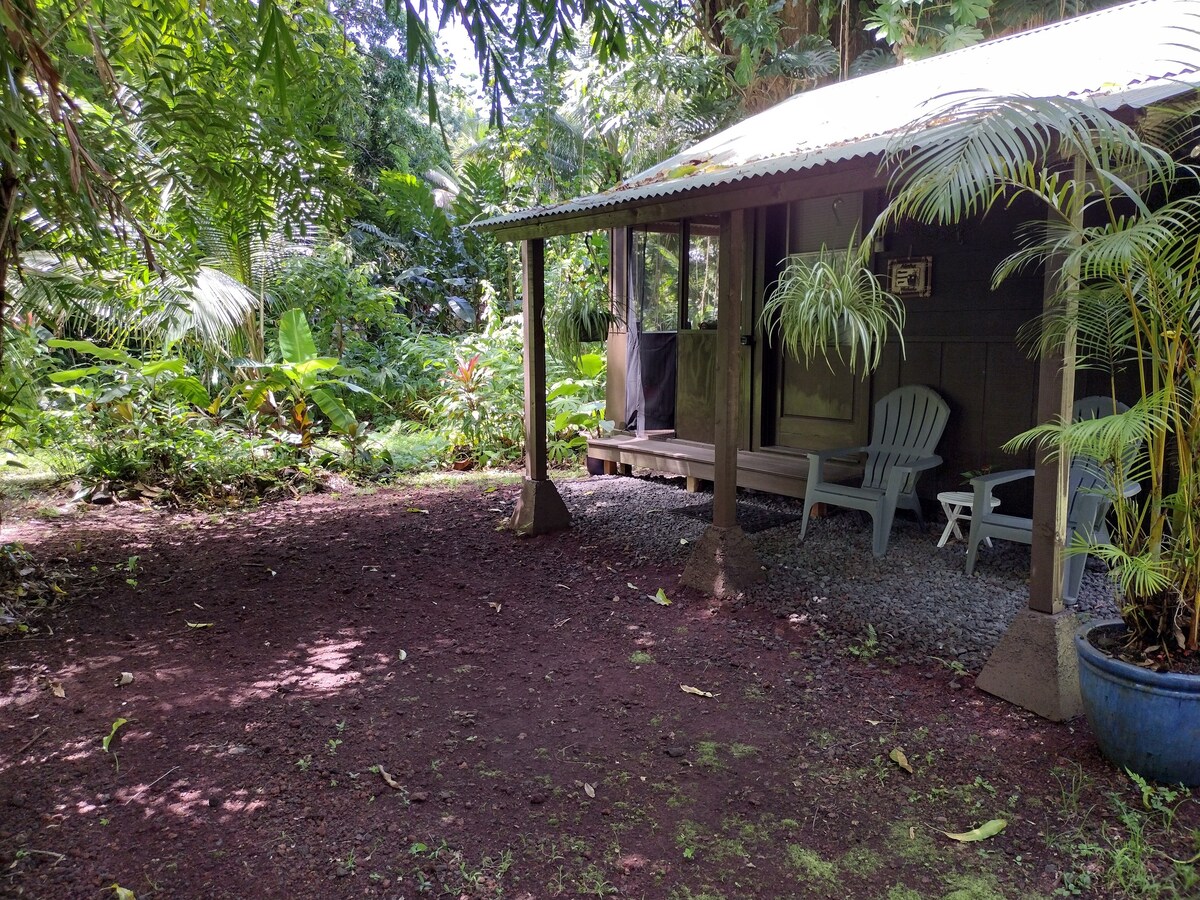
[[240, 309, 372, 447]]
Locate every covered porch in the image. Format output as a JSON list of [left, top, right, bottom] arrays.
[[586, 432, 862, 499], [474, 3, 1200, 722]]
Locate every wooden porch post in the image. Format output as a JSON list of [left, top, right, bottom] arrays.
[[509, 238, 571, 536], [976, 159, 1085, 720], [604, 227, 629, 462], [681, 209, 764, 597]]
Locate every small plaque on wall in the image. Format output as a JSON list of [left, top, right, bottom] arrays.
[[887, 256, 933, 298]]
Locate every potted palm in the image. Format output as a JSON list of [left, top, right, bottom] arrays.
[[874, 93, 1200, 783]]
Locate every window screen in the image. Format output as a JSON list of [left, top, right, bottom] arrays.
[[685, 221, 720, 329], [633, 226, 680, 333]]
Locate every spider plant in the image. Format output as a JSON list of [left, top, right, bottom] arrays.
[[759, 243, 905, 376], [547, 289, 619, 367]]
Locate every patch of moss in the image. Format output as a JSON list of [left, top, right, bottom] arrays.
[[629, 651, 654, 665], [676, 820, 704, 855], [695, 741, 724, 769], [886, 821, 946, 865], [668, 889, 726, 900], [785, 844, 836, 882], [839, 846, 883, 876], [886, 886, 924, 900], [726, 815, 773, 845], [728, 742, 758, 759], [940, 873, 1010, 900]]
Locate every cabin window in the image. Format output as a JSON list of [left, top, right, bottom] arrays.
[[684, 218, 720, 330], [633, 225, 681, 333], [634, 218, 722, 333]]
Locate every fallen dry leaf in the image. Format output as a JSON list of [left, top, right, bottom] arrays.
[[185, 621, 213, 629], [49, 681, 65, 699], [487, 602, 502, 612], [115, 672, 134, 687], [679, 684, 716, 698], [379, 767, 402, 790], [943, 819, 1007, 842], [889, 748, 914, 774], [583, 782, 596, 798]]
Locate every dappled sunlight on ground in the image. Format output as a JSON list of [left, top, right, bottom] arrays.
[[3, 481, 1195, 899]]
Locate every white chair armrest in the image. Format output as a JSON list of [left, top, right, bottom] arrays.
[[806, 447, 868, 485], [971, 468, 1034, 509]]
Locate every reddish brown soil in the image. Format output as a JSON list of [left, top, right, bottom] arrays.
[[2, 480, 1197, 899]]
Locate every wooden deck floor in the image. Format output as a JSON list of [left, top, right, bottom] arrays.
[[587, 433, 862, 499]]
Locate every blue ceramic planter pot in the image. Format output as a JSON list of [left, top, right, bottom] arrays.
[[1076, 619, 1200, 786]]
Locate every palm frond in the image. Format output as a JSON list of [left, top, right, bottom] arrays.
[[1019, 283, 1138, 374], [880, 94, 1174, 231], [1003, 394, 1166, 466], [8, 253, 116, 340], [1086, 543, 1176, 602], [144, 266, 262, 351]]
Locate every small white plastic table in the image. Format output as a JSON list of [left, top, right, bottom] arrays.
[[936, 490, 1000, 548]]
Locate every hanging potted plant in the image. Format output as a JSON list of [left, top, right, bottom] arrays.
[[876, 92, 1200, 783], [548, 289, 618, 365], [547, 236, 619, 366], [759, 244, 905, 375]]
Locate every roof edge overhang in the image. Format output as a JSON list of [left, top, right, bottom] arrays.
[[475, 73, 1200, 243], [478, 154, 889, 241]]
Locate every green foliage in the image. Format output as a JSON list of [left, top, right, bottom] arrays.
[[351, 171, 484, 329], [547, 353, 610, 463], [0, 0, 357, 323], [271, 242, 399, 358], [547, 235, 616, 367], [372, 421, 451, 472], [866, 0, 994, 61], [240, 309, 372, 447], [878, 92, 1200, 656], [760, 244, 906, 376], [719, 0, 839, 92]]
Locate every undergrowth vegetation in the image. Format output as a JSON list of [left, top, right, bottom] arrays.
[[3, 279, 607, 507]]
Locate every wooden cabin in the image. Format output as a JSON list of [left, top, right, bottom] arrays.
[[477, 0, 1200, 720], [590, 191, 1047, 505]]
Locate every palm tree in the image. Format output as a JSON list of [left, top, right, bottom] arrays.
[[873, 92, 1200, 658]]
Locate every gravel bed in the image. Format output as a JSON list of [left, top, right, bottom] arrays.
[[557, 473, 1119, 671]]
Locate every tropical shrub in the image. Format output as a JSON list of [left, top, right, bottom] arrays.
[[547, 352, 610, 463], [239, 309, 372, 448], [41, 339, 302, 502], [875, 94, 1200, 664]]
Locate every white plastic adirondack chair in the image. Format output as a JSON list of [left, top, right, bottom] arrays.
[[800, 385, 950, 558], [964, 396, 1137, 603]]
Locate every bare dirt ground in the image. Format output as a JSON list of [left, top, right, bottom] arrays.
[[2, 477, 1198, 899]]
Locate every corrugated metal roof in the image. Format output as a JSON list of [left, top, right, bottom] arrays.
[[477, 0, 1200, 233]]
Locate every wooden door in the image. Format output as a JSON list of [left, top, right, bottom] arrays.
[[774, 352, 869, 449], [763, 193, 870, 451]]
